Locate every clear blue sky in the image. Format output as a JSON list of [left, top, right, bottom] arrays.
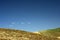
[[0, 0, 60, 32]]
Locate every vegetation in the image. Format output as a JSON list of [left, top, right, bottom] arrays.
[[0, 28, 42, 40], [39, 28, 60, 40], [0, 28, 60, 40], [40, 28, 60, 37]]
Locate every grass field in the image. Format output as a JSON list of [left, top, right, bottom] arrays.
[[0, 28, 60, 40]]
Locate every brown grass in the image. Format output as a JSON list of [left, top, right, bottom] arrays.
[[0, 28, 60, 40]]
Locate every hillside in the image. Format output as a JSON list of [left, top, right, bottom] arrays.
[[0, 28, 60, 40], [38, 28, 60, 39], [0, 28, 43, 40]]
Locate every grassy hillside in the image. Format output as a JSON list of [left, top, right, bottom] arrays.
[[39, 28, 60, 39], [0, 28, 43, 40], [40, 28, 60, 37], [0, 28, 60, 40]]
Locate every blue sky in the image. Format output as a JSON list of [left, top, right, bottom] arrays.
[[0, 0, 60, 32]]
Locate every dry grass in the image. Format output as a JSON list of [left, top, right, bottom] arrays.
[[0, 28, 60, 40], [0, 28, 42, 40]]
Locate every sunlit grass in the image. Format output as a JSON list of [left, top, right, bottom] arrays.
[[0, 28, 60, 40]]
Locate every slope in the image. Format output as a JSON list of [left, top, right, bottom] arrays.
[[38, 28, 60, 39], [0, 28, 43, 40]]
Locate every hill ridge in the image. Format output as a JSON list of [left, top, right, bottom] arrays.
[[0, 28, 60, 40]]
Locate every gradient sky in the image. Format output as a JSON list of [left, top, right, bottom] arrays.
[[0, 0, 60, 32]]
